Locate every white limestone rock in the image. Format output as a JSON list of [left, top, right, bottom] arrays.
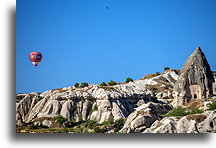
[[120, 102, 171, 133], [42, 119, 52, 127], [144, 110, 216, 133]]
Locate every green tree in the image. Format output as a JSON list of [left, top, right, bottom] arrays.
[[207, 100, 216, 110], [93, 127, 101, 133], [74, 83, 79, 88], [125, 77, 133, 83], [113, 118, 125, 132], [100, 82, 108, 86], [156, 72, 161, 75], [164, 67, 170, 71], [80, 82, 89, 88], [107, 80, 117, 86], [55, 115, 67, 124]]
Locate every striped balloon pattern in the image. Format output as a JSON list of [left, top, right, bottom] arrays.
[[29, 51, 42, 66]]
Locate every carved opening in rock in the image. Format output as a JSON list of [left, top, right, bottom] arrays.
[[189, 85, 201, 100]]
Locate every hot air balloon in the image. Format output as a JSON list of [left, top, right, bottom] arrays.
[[29, 51, 42, 66]]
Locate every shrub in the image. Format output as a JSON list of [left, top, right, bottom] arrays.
[[55, 115, 67, 124], [166, 106, 187, 117], [166, 107, 204, 117], [70, 117, 76, 125], [100, 82, 108, 86], [93, 104, 98, 111], [84, 120, 97, 129], [102, 116, 114, 125], [107, 116, 114, 124], [156, 72, 161, 75], [78, 115, 83, 122], [80, 82, 89, 88], [37, 96, 43, 101], [207, 100, 216, 110], [164, 67, 170, 71], [125, 77, 133, 83], [93, 127, 101, 133], [189, 108, 204, 114], [74, 83, 79, 88], [107, 80, 117, 86], [113, 118, 125, 132]]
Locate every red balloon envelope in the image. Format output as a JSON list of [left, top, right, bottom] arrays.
[[29, 51, 42, 66]]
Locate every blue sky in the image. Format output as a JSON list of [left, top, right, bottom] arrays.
[[16, 0, 215, 93]]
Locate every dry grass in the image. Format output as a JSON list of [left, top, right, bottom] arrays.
[[185, 99, 204, 110], [145, 84, 168, 94], [139, 74, 158, 80], [100, 86, 116, 91], [161, 69, 180, 75], [186, 114, 206, 123]]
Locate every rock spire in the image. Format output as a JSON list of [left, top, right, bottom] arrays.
[[172, 47, 215, 106]]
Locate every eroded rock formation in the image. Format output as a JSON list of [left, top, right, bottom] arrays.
[[144, 110, 216, 133], [172, 47, 214, 106]]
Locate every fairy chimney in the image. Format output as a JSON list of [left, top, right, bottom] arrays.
[[172, 47, 215, 106]]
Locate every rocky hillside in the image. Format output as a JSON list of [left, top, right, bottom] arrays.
[[16, 70, 178, 125], [16, 47, 216, 133], [16, 70, 216, 133]]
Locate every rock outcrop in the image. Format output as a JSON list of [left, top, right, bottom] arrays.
[[144, 110, 216, 133], [16, 70, 178, 125], [172, 47, 215, 106], [15, 47, 216, 133], [120, 102, 172, 133]]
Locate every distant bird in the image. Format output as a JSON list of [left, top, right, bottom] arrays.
[[40, 17, 43, 21], [106, 6, 109, 9]]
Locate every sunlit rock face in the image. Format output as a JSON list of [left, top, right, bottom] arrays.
[[172, 47, 215, 107], [143, 110, 216, 133]]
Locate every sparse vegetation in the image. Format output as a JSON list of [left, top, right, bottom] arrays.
[[93, 127, 102, 133], [102, 116, 114, 125], [108, 80, 117, 86], [125, 77, 133, 83], [166, 106, 188, 117], [156, 72, 161, 75], [100, 82, 108, 86], [80, 82, 89, 88], [113, 118, 125, 132], [166, 106, 204, 117], [55, 115, 67, 125], [17, 115, 126, 133], [70, 117, 76, 126], [93, 104, 98, 111], [140, 74, 158, 80], [207, 100, 216, 110], [189, 108, 204, 114], [74, 83, 79, 88], [145, 84, 169, 94], [37, 96, 43, 101], [164, 67, 170, 71], [83, 120, 97, 129]]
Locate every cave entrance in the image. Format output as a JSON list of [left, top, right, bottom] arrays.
[[189, 85, 201, 100]]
